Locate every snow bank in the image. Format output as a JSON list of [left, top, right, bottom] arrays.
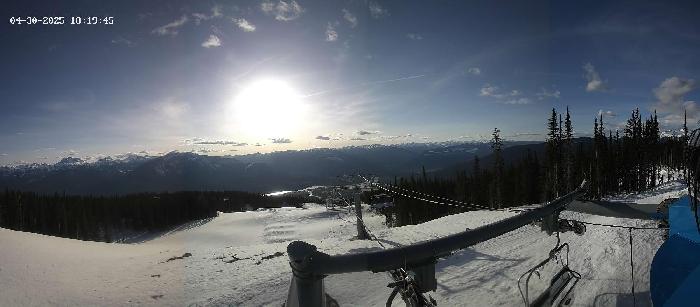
[[1, 182, 684, 306]]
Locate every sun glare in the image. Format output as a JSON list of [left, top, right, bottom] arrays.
[[232, 79, 308, 140]]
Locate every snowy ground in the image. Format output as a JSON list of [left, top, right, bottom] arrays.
[[0, 181, 683, 306]]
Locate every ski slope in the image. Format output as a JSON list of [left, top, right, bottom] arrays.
[[0, 182, 682, 306]]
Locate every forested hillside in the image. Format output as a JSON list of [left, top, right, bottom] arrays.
[[381, 107, 687, 226], [0, 190, 320, 242]]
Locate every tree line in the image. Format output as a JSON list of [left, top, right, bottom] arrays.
[[0, 189, 320, 242], [377, 107, 687, 227]]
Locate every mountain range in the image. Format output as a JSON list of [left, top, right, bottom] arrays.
[[0, 141, 542, 195]]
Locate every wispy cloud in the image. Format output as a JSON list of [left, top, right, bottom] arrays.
[[152, 15, 189, 36], [184, 138, 248, 146], [509, 132, 541, 137], [480, 84, 519, 99], [583, 63, 608, 92], [111, 36, 134, 47], [357, 130, 380, 135], [480, 84, 532, 104], [349, 137, 366, 141], [369, 2, 388, 19], [598, 109, 617, 118], [202, 34, 222, 48], [261, 0, 304, 21], [270, 138, 292, 144], [406, 33, 423, 40], [157, 98, 190, 118], [467, 67, 481, 75], [325, 23, 338, 42], [653, 77, 698, 124], [192, 6, 223, 25], [342, 9, 357, 28], [315, 135, 331, 140], [233, 18, 256, 32], [504, 97, 532, 105], [536, 87, 561, 100]]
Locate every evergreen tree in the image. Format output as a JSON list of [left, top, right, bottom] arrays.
[[564, 107, 574, 191], [491, 128, 504, 209], [546, 108, 560, 199]]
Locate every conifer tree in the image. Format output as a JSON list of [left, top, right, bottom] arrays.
[[546, 108, 560, 199], [491, 127, 503, 209]]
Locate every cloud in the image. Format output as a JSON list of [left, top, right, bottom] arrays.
[[349, 137, 366, 141], [583, 63, 608, 92], [369, 2, 388, 19], [202, 34, 222, 48], [325, 23, 338, 42], [357, 130, 379, 135], [342, 9, 357, 28], [185, 138, 247, 146], [261, 0, 304, 21], [653, 77, 698, 124], [158, 98, 190, 118], [192, 6, 223, 25], [536, 88, 561, 100], [211, 5, 223, 17], [406, 33, 423, 40], [111, 36, 134, 47], [513, 132, 541, 136], [597, 109, 617, 118], [504, 97, 532, 105], [315, 135, 331, 140], [270, 138, 292, 144], [467, 67, 481, 75], [233, 18, 256, 32], [479, 85, 520, 99], [0, 153, 8, 157], [152, 15, 189, 36], [479, 84, 498, 97], [480, 84, 532, 104], [380, 134, 413, 140]]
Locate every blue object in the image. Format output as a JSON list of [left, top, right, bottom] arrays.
[[668, 196, 700, 243], [650, 196, 700, 306]]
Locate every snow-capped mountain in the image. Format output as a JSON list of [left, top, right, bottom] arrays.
[[0, 142, 533, 195]]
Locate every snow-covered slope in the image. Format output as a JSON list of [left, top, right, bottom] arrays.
[[1, 182, 682, 306]]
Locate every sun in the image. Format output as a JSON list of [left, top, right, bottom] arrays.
[[232, 79, 308, 140]]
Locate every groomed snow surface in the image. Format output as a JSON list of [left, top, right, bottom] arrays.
[[1, 182, 682, 306]]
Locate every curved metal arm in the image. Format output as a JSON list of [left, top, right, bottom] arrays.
[[290, 180, 588, 275]]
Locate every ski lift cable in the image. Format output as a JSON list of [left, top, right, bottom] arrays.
[[559, 219, 667, 231], [379, 182, 494, 210], [360, 173, 492, 210], [374, 182, 472, 209], [359, 174, 496, 211]]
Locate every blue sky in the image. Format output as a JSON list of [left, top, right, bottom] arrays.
[[2, 0, 700, 164]]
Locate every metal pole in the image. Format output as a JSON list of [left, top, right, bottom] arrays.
[[285, 241, 327, 307], [355, 193, 369, 240]]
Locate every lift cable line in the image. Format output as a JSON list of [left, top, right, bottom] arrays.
[[359, 174, 500, 211]]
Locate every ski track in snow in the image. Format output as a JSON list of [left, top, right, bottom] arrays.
[[0, 180, 682, 306]]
